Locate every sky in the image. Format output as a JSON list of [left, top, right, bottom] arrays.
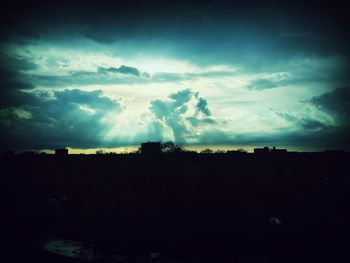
[[0, 0, 349, 152]]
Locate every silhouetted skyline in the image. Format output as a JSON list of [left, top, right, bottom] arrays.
[[2, 140, 349, 261]]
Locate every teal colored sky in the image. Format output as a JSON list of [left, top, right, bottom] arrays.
[[0, 0, 349, 151]]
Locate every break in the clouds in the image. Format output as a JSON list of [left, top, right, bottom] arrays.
[[0, 0, 349, 151], [149, 89, 220, 143]]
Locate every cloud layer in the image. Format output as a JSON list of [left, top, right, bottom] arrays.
[[0, 1, 349, 151], [0, 89, 122, 149], [149, 89, 219, 143]]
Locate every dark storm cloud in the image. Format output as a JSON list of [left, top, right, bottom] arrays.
[[1, 1, 348, 68], [1, 1, 348, 92], [4, 56, 39, 71], [306, 87, 350, 149], [276, 112, 327, 131], [271, 87, 350, 149], [308, 87, 350, 122], [0, 89, 122, 150], [0, 55, 35, 90], [0, 56, 36, 108]]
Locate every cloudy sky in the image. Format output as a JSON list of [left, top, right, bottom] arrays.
[[0, 0, 349, 152]]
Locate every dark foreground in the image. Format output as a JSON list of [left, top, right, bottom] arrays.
[[2, 152, 350, 262]]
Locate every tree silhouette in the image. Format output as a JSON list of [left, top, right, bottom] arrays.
[[200, 148, 214, 154], [161, 141, 183, 153]]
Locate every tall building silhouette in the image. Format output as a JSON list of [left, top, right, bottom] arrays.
[[141, 142, 161, 154]]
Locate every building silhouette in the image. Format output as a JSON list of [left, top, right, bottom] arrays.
[[254, 146, 287, 154], [140, 142, 161, 154], [271, 146, 287, 153], [254, 146, 270, 154], [55, 148, 68, 156]]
